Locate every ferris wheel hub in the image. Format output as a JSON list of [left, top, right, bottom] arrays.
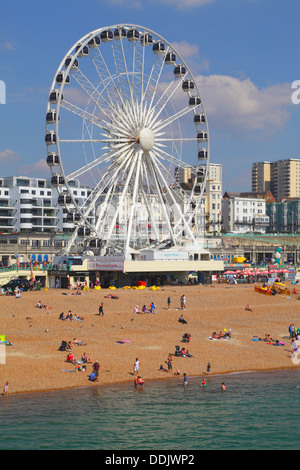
[[138, 128, 155, 151]]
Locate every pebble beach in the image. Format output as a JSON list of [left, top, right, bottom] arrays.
[[1, 282, 299, 396]]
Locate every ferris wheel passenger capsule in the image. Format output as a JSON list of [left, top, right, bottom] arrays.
[[189, 96, 201, 106], [58, 194, 72, 206], [174, 65, 186, 77], [100, 30, 113, 42], [197, 131, 208, 142], [88, 36, 101, 48], [67, 212, 81, 222], [152, 41, 165, 54], [114, 27, 127, 39], [51, 175, 64, 186], [64, 56, 79, 69], [78, 227, 91, 237], [46, 110, 60, 124], [194, 113, 206, 124], [165, 52, 176, 64], [140, 33, 153, 46], [45, 131, 57, 145], [56, 72, 70, 86], [182, 79, 194, 92], [46, 152, 60, 166], [75, 44, 89, 57], [49, 89, 63, 104], [127, 28, 139, 41], [198, 148, 208, 160]]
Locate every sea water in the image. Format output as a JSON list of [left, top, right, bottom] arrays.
[[0, 369, 299, 450]]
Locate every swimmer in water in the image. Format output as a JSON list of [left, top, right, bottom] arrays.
[[222, 382, 226, 391], [183, 373, 188, 385], [201, 378, 207, 387]]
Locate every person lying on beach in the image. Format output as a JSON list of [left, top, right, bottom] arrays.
[[104, 294, 119, 299], [36, 301, 51, 310], [245, 304, 253, 311]]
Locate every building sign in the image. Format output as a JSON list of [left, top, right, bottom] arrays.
[[88, 261, 124, 271]]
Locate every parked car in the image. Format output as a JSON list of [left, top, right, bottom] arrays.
[[1, 279, 32, 292]]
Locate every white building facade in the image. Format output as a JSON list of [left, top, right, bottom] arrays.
[[222, 192, 269, 233]]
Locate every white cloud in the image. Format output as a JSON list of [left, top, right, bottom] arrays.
[[171, 40, 210, 72], [0, 149, 20, 162], [196, 74, 293, 137], [19, 159, 49, 177]]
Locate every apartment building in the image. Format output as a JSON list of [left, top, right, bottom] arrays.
[[222, 192, 269, 233], [252, 158, 300, 201], [0, 176, 94, 234], [205, 164, 222, 233]]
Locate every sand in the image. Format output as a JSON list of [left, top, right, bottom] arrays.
[[1, 282, 299, 395]]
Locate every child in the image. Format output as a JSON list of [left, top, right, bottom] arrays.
[[183, 373, 188, 385], [3, 382, 8, 397]]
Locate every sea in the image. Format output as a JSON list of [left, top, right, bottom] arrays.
[[0, 369, 299, 451]]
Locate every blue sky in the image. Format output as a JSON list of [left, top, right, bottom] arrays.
[[0, 0, 299, 191]]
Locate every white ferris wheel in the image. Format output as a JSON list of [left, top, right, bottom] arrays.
[[45, 24, 210, 258]]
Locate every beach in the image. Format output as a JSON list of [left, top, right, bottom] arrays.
[[1, 282, 299, 395]]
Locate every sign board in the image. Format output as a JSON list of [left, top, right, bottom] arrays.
[[139, 251, 188, 261], [88, 261, 124, 271]]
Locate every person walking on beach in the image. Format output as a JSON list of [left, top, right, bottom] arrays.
[[92, 361, 100, 380], [167, 296, 171, 310], [206, 362, 211, 374], [3, 382, 8, 397], [134, 358, 140, 377], [98, 303, 104, 316]]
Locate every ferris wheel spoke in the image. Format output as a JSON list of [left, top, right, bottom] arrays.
[[152, 105, 197, 133], [100, 151, 140, 254], [125, 151, 143, 254], [69, 66, 116, 118], [152, 145, 194, 170], [144, 153, 177, 246], [94, 147, 136, 232], [90, 45, 126, 109], [149, 151, 196, 243]]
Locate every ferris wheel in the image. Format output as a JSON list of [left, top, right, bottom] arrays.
[[45, 24, 210, 257]]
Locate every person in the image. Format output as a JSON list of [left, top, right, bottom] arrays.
[[3, 382, 8, 397], [134, 358, 140, 376], [245, 304, 253, 311], [178, 315, 187, 324], [142, 305, 149, 313], [134, 306, 142, 314], [221, 382, 226, 391], [201, 378, 207, 387], [289, 324, 295, 340], [93, 361, 100, 379], [206, 362, 211, 374], [137, 376, 144, 387], [167, 353, 173, 372], [182, 295, 186, 310], [167, 296, 171, 310], [98, 303, 104, 316], [150, 302, 156, 314], [89, 371, 97, 382], [180, 295, 184, 310], [183, 373, 188, 385], [291, 339, 298, 355]]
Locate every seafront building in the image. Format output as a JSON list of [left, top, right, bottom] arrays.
[[222, 192, 269, 233], [0, 176, 94, 234]]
